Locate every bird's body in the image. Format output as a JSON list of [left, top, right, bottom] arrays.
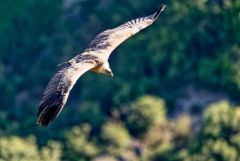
[[37, 4, 166, 127]]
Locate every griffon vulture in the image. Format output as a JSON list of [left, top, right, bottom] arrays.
[[37, 4, 166, 126]]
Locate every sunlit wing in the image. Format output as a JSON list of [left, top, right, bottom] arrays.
[[37, 4, 166, 127], [85, 4, 166, 60]]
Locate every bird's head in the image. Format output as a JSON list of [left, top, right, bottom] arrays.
[[101, 62, 113, 77], [104, 69, 113, 77]]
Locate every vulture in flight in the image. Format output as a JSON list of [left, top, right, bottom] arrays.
[[37, 4, 166, 127]]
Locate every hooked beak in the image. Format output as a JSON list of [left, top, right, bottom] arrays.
[[110, 72, 114, 77], [105, 69, 114, 77]]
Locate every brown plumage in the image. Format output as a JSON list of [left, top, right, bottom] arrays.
[[37, 4, 166, 127]]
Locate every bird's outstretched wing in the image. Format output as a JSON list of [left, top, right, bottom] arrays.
[[86, 4, 166, 60], [37, 58, 99, 126], [37, 4, 166, 127]]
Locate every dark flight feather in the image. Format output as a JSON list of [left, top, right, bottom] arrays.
[[37, 60, 97, 126], [37, 4, 166, 127]]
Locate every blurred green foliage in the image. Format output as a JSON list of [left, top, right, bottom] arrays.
[[101, 121, 131, 148], [0, 0, 240, 160], [64, 124, 100, 161], [180, 101, 240, 161], [0, 136, 61, 161], [123, 95, 166, 136]]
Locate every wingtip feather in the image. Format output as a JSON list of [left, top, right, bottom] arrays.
[[37, 93, 65, 127], [152, 4, 166, 20]]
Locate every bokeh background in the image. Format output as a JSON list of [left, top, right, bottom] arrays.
[[1, 0, 240, 161]]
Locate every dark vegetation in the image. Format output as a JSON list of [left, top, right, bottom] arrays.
[[0, 0, 240, 160]]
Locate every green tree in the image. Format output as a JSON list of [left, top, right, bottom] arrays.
[[180, 101, 240, 161], [124, 95, 166, 136], [64, 124, 100, 161], [101, 121, 131, 148], [0, 136, 61, 161]]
